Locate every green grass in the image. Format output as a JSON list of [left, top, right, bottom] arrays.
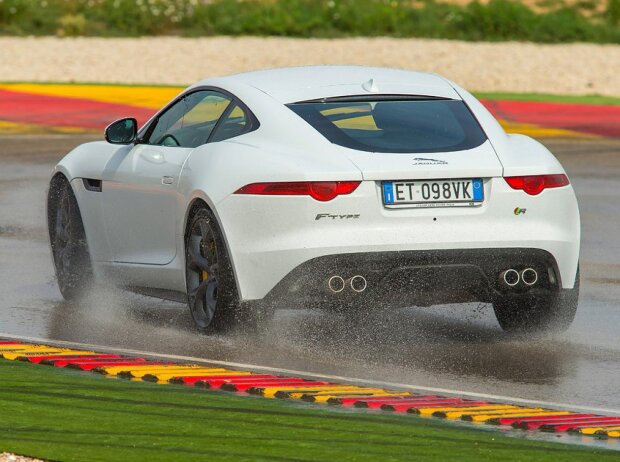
[[1, 0, 620, 44], [0, 361, 618, 461], [474, 92, 620, 106]]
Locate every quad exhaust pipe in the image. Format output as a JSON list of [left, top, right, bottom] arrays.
[[330, 267, 537, 294], [500, 269, 520, 288], [327, 275, 345, 293], [521, 268, 538, 286], [499, 268, 539, 289], [327, 275, 367, 293], [349, 275, 367, 293]]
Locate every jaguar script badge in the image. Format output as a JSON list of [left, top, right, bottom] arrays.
[[412, 157, 448, 165]]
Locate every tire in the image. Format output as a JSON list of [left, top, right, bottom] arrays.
[[48, 175, 93, 301], [185, 204, 267, 333], [493, 266, 579, 334]]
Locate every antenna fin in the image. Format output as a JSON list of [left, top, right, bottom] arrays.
[[362, 78, 379, 93]]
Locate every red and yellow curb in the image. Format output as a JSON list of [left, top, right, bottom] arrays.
[[0, 83, 618, 138], [1, 339, 619, 440], [482, 99, 620, 139]]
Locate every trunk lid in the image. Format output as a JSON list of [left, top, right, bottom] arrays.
[[338, 140, 504, 181]]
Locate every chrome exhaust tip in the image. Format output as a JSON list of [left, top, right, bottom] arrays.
[[327, 275, 345, 293], [521, 268, 538, 286], [350, 275, 367, 293], [500, 269, 520, 288]]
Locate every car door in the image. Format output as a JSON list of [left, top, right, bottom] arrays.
[[101, 89, 233, 265]]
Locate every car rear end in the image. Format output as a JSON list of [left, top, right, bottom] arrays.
[[216, 89, 579, 323]]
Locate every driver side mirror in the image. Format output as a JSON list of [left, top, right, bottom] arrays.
[[105, 118, 138, 144]]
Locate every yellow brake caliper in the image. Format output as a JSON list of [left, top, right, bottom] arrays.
[[201, 241, 214, 281]]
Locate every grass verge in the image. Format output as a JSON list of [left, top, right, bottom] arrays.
[[1, 0, 620, 44], [474, 92, 620, 106], [0, 360, 618, 462]]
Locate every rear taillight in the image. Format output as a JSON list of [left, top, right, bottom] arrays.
[[504, 174, 569, 196], [234, 181, 361, 202]]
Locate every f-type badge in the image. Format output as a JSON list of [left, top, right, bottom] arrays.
[[412, 157, 448, 165], [316, 214, 360, 221]]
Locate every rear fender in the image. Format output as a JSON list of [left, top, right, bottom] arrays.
[[445, 80, 567, 177], [499, 134, 567, 177], [178, 140, 363, 299]]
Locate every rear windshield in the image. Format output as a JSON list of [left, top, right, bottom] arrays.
[[287, 98, 487, 153]]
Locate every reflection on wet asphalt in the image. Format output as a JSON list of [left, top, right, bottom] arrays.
[[0, 135, 619, 411]]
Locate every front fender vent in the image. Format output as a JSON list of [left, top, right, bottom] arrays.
[[83, 178, 102, 192]]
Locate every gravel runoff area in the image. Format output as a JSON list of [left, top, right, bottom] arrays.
[[1, 37, 619, 96], [0, 454, 43, 462]]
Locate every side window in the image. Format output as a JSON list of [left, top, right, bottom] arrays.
[[209, 104, 250, 143], [147, 90, 232, 148], [148, 98, 187, 146]]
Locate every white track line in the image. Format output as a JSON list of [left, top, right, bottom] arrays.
[[2, 331, 619, 417]]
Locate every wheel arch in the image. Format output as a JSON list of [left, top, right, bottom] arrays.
[[47, 170, 92, 242], [183, 194, 244, 299], [47, 172, 73, 242]]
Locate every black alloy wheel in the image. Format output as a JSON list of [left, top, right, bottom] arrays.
[[186, 210, 221, 330]]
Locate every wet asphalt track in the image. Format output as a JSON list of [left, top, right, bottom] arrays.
[[1, 134, 619, 413]]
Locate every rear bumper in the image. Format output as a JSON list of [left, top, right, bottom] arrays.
[[260, 248, 563, 310], [216, 179, 580, 300]]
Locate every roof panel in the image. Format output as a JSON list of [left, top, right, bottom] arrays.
[[197, 66, 460, 103]]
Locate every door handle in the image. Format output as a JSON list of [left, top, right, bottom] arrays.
[[162, 176, 174, 185]]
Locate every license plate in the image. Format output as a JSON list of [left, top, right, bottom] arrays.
[[382, 178, 484, 208]]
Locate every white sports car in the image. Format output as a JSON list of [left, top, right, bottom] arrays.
[[47, 66, 580, 334]]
